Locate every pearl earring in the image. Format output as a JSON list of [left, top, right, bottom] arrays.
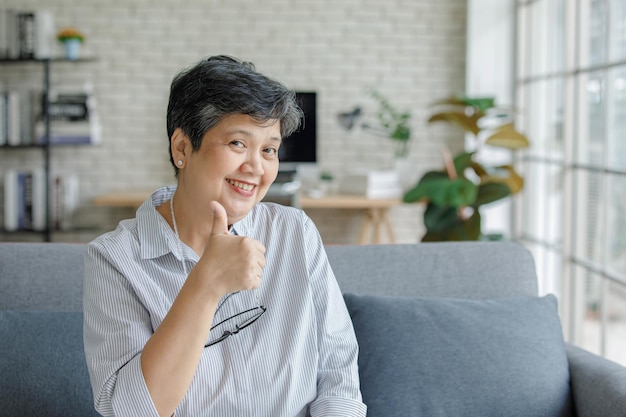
[[177, 160, 183, 166]]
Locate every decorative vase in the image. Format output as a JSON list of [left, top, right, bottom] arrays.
[[63, 39, 81, 60], [393, 156, 415, 192]]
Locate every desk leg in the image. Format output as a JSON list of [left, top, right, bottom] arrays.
[[381, 208, 396, 243], [372, 209, 382, 244], [359, 208, 395, 245], [358, 210, 373, 245]]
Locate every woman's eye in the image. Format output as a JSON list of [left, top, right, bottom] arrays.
[[264, 147, 278, 156], [230, 140, 244, 148]]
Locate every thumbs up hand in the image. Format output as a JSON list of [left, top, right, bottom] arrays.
[[195, 201, 266, 297]]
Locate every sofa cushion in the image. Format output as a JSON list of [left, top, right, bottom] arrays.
[[344, 293, 574, 417], [0, 311, 98, 416]]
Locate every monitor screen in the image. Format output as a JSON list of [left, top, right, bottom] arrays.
[[278, 91, 317, 172]]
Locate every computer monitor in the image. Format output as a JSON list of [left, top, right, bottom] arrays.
[[278, 91, 317, 173]]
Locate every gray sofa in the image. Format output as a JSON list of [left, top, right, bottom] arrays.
[[1, 241, 625, 417]]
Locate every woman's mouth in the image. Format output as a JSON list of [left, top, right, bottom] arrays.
[[226, 178, 255, 192]]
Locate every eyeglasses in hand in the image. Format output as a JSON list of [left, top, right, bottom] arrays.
[[205, 292, 267, 347]]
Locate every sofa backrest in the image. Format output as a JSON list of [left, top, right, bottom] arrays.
[[327, 241, 538, 299], [0, 241, 538, 312], [0, 242, 85, 311], [0, 241, 540, 417]]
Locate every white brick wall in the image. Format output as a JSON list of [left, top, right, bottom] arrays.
[[0, 0, 467, 244]]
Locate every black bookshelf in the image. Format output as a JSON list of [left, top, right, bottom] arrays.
[[0, 57, 95, 241]]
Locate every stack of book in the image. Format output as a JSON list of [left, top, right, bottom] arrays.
[[36, 90, 102, 145], [337, 170, 403, 199]]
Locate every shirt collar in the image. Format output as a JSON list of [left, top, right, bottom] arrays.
[[230, 212, 250, 237], [137, 186, 180, 261]]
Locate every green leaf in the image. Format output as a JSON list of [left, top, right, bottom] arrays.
[[447, 179, 478, 207], [404, 173, 477, 207], [428, 112, 482, 136], [403, 171, 447, 203], [473, 182, 511, 207], [403, 177, 452, 205], [462, 209, 482, 240], [484, 123, 530, 149], [462, 97, 495, 112], [391, 125, 411, 141], [453, 152, 475, 174], [404, 175, 477, 207], [421, 209, 482, 241], [423, 203, 460, 233]]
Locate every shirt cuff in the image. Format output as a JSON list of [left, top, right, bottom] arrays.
[[111, 355, 160, 417], [309, 396, 367, 417]]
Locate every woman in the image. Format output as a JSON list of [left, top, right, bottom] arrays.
[[83, 55, 366, 417]]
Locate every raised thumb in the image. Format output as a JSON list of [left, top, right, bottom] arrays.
[[209, 201, 229, 236]]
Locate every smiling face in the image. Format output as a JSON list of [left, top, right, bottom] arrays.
[[174, 114, 282, 225]]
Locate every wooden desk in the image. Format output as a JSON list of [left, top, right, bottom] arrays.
[[92, 191, 150, 209], [299, 194, 402, 244], [93, 191, 403, 245]]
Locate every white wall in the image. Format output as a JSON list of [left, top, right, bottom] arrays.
[[0, 0, 468, 244]]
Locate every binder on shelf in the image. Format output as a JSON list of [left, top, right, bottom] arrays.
[[17, 11, 35, 59], [0, 89, 37, 146], [34, 11, 54, 59], [0, 93, 6, 146], [6, 91, 21, 146], [31, 169, 46, 231], [3, 169, 19, 231]]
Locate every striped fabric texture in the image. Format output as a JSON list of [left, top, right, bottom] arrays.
[[83, 186, 366, 417]]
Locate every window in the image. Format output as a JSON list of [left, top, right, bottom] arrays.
[[515, 0, 626, 365]]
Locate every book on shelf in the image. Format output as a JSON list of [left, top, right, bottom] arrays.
[[338, 170, 404, 199], [0, 9, 55, 59], [51, 173, 79, 231], [0, 89, 38, 146], [3, 169, 79, 232], [3, 170, 18, 231], [3, 169, 46, 231]]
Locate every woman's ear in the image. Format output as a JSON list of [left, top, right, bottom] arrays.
[[171, 128, 189, 166]]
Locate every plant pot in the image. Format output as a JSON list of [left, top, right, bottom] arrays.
[[394, 156, 416, 191], [63, 39, 81, 60]]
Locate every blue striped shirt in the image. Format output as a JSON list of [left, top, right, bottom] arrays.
[[83, 186, 367, 417]]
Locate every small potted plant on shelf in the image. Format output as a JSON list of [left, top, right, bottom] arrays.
[[57, 27, 85, 60]]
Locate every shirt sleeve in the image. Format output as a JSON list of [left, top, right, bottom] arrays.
[[83, 240, 160, 417], [303, 217, 368, 417]]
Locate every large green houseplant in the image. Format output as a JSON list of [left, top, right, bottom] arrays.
[[403, 96, 529, 241]]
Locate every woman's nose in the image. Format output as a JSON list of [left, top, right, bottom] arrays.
[[242, 152, 264, 175]]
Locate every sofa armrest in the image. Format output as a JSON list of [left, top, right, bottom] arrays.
[[566, 343, 626, 417]]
